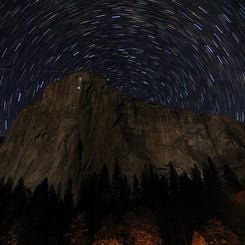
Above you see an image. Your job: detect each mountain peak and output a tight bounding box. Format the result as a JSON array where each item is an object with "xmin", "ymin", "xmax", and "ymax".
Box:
[
  {"xmin": 41, "ymin": 71, "xmax": 114, "ymax": 113},
  {"xmin": 0, "ymin": 71, "xmax": 245, "ymax": 192}
]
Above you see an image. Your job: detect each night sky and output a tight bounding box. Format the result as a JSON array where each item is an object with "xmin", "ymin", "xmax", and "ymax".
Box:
[{"xmin": 0, "ymin": 0, "xmax": 244, "ymax": 136}]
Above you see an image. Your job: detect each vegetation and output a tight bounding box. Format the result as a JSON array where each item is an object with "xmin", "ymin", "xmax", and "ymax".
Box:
[
  {"xmin": 0, "ymin": 159, "xmax": 244, "ymax": 244},
  {"xmin": 191, "ymin": 219, "xmax": 241, "ymax": 245}
]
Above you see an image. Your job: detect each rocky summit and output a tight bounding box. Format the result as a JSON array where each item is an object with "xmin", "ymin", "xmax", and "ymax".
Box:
[{"xmin": 0, "ymin": 71, "xmax": 245, "ymax": 191}]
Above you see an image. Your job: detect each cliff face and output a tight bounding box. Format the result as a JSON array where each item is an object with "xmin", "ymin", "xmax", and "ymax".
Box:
[{"xmin": 0, "ymin": 71, "xmax": 245, "ymax": 190}]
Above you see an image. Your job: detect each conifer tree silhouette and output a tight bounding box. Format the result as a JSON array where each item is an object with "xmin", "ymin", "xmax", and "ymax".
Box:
[
  {"xmin": 169, "ymin": 162, "xmax": 179, "ymax": 199},
  {"xmin": 132, "ymin": 174, "xmax": 140, "ymax": 205},
  {"xmin": 190, "ymin": 165, "xmax": 205, "ymax": 225},
  {"xmin": 222, "ymin": 164, "xmax": 242, "ymax": 193},
  {"xmin": 111, "ymin": 159, "xmax": 122, "ymax": 211},
  {"xmin": 202, "ymin": 158, "xmax": 225, "ymax": 219},
  {"xmin": 63, "ymin": 179, "xmax": 74, "ymax": 226}
]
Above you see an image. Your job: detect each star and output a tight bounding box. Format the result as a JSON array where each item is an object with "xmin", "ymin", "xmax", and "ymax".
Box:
[{"xmin": 0, "ymin": 0, "xmax": 244, "ymax": 135}]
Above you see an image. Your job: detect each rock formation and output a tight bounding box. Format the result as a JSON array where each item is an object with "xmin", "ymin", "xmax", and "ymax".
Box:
[{"xmin": 0, "ymin": 71, "xmax": 244, "ymax": 191}]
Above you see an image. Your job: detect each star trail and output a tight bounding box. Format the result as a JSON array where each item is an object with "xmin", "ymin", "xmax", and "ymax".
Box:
[{"xmin": 0, "ymin": 0, "xmax": 244, "ymax": 135}]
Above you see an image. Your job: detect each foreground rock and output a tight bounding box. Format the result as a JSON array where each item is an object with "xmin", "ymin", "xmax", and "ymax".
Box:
[{"xmin": 0, "ymin": 71, "xmax": 244, "ymax": 191}]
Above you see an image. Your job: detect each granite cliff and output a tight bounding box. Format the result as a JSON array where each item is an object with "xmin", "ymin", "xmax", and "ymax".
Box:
[{"xmin": 0, "ymin": 71, "xmax": 244, "ymax": 191}]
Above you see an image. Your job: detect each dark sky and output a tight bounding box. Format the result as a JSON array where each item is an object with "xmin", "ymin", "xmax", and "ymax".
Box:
[{"xmin": 0, "ymin": 0, "xmax": 244, "ymax": 135}]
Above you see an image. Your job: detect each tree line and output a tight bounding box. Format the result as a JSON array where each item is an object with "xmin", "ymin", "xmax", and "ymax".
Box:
[{"xmin": 0, "ymin": 158, "xmax": 244, "ymax": 244}]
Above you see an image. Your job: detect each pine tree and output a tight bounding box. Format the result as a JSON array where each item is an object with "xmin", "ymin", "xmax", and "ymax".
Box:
[
  {"xmin": 159, "ymin": 175, "xmax": 168, "ymax": 203},
  {"xmin": 202, "ymin": 159, "xmax": 225, "ymax": 219},
  {"xmin": 120, "ymin": 175, "xmax": 131, "ymax": 211},
  {"xmin": 140, "ymin": 164, "xmax": 152, "ymax": 206},
  {"xmin": 24, "ymin": 177, "xmax": 50, "ymax": 245},
  {"xmin": 203, "ymin": 158, "xmax": 222, "ymax": 193},
  {"xmin": 133, "ymin": 175, "xmax": 140, "ymax": 205},
  {"xmin": 111, "ymin": 160, "xmax": 122, "ymax": 210},
  {"xmin": 222, "ymin": 164, "xmax": 242, "ymax": 193},
  {"xmin": 190, "ymin": 164, "xmax": 204, "ymax": 195},
  {"xmin": 169, "ymin": 162, "xmax": 179, "ymax": 198},
  {"xmin": 47, "ymin": 185, "xmax": 62, "ymax": 245},
  {"xmin": 63, "ymin": 179, "xmax": 74, "ymax": 226},
  {"xmin": 4, "ymin": 177, "xmax": 29, "ymax": 232},
  {"xmin": 0, "ymin": 178, "xmax": 16, "ymax": 239},
  {"xmin": 190, "ymin": 165, "xmax": 205, "ymax": 225},
  {"xmin": 78, "ymin": 173, "xmax": 97, "ymax": 214},
  {"xmin": 179, "ymin": 172, "xmax": 192, "ymax": 209},
  {"xmin": 64, "ymin": 213, "xmax": 90, "ymax": 245},
  {"xmin": 0, "ymin": 178, "xmax": 13, "ymax": 220},
  {"xmin": 0, "ymin": 135, "xmax": 4, "ymax": 144},
  {"xmin": 32, "ymin": 177, "xmax": 49, "ymax": 205},
  {"xmin": 96, "ymin": 164, "xmax": 112, "ymax": 222},
  {"xmin": 13, "ymin": 177, "xmax": 28, "ymax": 212}
]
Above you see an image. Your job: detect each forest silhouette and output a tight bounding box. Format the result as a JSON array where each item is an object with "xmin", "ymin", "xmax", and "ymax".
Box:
[{"xmin": 0, "ymin": 159, "xmax": 244, "ymax": 244}]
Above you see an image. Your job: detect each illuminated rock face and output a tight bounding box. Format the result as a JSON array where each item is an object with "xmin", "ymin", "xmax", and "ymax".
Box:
[{"xmin": 0, "ymin": 71, "xmax": 245, "ymax": 191}]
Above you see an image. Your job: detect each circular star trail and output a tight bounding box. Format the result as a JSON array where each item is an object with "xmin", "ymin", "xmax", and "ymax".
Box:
[{"xmin": 0, "ymin": 0, "xmax": 244, "ymax": 135}]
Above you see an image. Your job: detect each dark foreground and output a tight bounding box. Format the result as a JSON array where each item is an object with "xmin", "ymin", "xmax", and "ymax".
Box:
[{"xmin": 0, "ymin": 160, "xmax": 244, "ymax": 244}]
